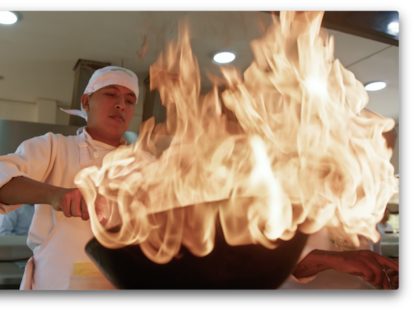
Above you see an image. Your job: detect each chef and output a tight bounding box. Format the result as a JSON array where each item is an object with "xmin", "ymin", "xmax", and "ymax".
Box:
[{"xmin": 0, "ymin": 66, "xmax": 139, "ymax": 290}]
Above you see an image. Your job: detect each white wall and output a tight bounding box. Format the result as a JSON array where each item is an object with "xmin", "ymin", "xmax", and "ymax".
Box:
[
  {"xmin": 56, "ymin": 105, "xmax": 71, "ymax": 125},
  {"xmin": 0, "ymin": 98, "xmax": 58, "ymax": 124},
  {"xmin": 126, "ymin": 74, "xmax": 145, "ymax": 133},
  {"xmin": 0, "ymin": 98, "xmax": 40, "ymax": 123},
  {"xmin": 0, "ymin": 73, "xmax": 146, "ymax": 133}
]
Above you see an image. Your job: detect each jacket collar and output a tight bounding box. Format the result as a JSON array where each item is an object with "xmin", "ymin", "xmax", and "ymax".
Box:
[{"xmin": 76, "ymin": 126, "xmax": 127, "ymax": 148}]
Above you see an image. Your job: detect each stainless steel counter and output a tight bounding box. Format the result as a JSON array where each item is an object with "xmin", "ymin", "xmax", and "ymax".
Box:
[
  {"xmin": 0, "ymin": 236, "xmax": 33, "ymax": 261},
  {"xmin": 0, "ymin": 236, "xmax": 32, "ymax": 289},
  {"xmin": 0, "ymin": 261, "xmax": 26, "ymax": 289}
]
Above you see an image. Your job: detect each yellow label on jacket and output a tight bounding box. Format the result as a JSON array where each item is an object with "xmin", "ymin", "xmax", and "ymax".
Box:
[{"xmin": 74, "ymin": 262, "xmax": 104, "ymax": 278}]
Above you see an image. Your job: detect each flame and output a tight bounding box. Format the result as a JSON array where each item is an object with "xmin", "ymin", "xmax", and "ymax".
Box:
[{"xmin": 75, "ymin": 11, "xmax": 398, "ymax": 264}]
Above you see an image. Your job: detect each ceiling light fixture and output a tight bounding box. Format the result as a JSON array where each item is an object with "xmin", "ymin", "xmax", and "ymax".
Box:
[
  {"xmin": 0, "ymin": 11, "xmax": 18, "ymax": 25},
  {"xmin": 364, "ymin": 81, "xmax": 387, "ymax": 91},
  {"xmin": 387, "ymin": 21, "xmax": 399, "ymax": 34},
  {"xmin": 213, "ymin": 52, "xmax": 236, "ymax": 64}
]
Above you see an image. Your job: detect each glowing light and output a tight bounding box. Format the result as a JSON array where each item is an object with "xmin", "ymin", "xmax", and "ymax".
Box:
[
  {"xmin": 305, "ymin": 76, "xmax": 327, "ymax": 96},
  {"xmin": 213, "ymin": 52, "xmax": 236, "ymax": 64},
  {"xmin": 387, "ymin": 21, "xmax": 399, "ymax": 34},
  {"xmin": 0, "ymin": 11, "xmax": 18, "ymax": 25},
  {"xmin": 365, "ymin": 81, "xmax": 386, "ymax": 91}
]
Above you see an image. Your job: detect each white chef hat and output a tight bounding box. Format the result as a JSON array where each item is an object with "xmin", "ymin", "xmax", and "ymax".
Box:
[{"xmin": 61, "ymin": 66, "xmax": 139, "ymax": 121}]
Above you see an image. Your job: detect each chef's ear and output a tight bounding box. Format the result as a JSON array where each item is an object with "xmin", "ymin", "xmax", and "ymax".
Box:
[{"xmin": 81, "ymin": 94, "xmax": 90, "ymax": 112}]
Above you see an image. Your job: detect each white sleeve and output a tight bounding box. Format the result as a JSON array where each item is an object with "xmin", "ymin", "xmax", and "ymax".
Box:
[{"xmin": 0, "ymin": 133, "xmax": 58, "ymax": 214}]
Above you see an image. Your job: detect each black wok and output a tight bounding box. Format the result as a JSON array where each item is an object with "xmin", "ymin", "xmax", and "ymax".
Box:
[{"xmin": 85, "ymin": 218, "xmax": 307, "ymax": 289}]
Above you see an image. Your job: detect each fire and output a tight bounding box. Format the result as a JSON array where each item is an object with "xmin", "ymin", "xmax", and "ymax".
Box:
[{"xmin": 75, "ymin": 11, "xmax": 398, "ymax": 264}]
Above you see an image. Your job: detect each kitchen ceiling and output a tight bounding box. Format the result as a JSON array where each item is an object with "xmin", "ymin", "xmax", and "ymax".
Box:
[{"xmin": 0, "ymin": 11, "xmax": 399, "ymax": 122}]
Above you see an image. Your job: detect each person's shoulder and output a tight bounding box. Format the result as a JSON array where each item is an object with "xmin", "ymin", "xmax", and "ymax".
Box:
[
  {"xmin": 18, "ymin": 132, "xmax": 79, "ymax": 150},
  {"xmin": 38, "ymin": 132, "xmax": 80, "ymax": 143},
  {"xmin": 49, "ymin": 133, "xmax": 84, "ymax": 153},
  {"xmin": 50, "ymin": 132, "xmax": 78, "ymax": 141}
]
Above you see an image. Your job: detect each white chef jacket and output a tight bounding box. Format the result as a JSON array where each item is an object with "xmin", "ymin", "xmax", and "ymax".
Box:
[
  {"xmin": 279, "ymin": 227, "xmax": 375, "ymax": 290},
  {"xmin": 0, "ymin": 127, "xmax": 125, "ymax": 290}
]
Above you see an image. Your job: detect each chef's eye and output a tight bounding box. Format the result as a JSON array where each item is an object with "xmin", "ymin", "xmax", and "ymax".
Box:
[{"xmin": 106, "ymin": 93, "xmax": 115, "ymax": 97}]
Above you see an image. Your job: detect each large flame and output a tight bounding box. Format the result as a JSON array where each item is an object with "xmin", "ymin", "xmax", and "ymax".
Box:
[{"xmin": 75, "ymin": 11, "xmax": 398, "ymax": 264}]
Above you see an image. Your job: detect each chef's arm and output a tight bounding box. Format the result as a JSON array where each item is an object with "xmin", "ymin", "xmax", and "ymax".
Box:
[
  {"xmin": 0, "ymin": 176, "xmax": 58, "ymax": 206},
  {"xmin": 0, "ymin": 176, "xmax": 89, "ymax": 220},
  {"xmin": 292, "ymin": 249, "xmax": 399, "ymax": 289},
  {"xmin": 292, "ymin": 249, "xmax": 330, "ymax": 278}
]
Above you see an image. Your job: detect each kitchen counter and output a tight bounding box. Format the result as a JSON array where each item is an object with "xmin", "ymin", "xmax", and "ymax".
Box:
[
  {"xmin": 0, "ymin": 236, "xmax": 32, "ymax": 290},
  {"xmin": 0, "ymin": 236, "xmax": 32, "ymax": 261},
  {"xmin": 0, "ymin": 261, "xmax": 26, "ymax": 289}
]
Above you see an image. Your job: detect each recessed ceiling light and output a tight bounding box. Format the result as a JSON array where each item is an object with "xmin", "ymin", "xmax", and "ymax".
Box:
[
  {"xmin": 387, "ymin": 21, "xmax": 399, "ymax": 34},
  {"xmin": 213, "ymin": 52, "xmax": 236, "ymax": 64},
  {"xmin": 365, "ymin": 81, "xmax": 387, "ymax": 91},
  {"xmin": 0, "ymin": 11, "xmax": 18, "ymax": 25}
]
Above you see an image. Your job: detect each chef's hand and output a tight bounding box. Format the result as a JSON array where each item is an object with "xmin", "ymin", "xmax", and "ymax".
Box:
[
  {"xmin": 325, "ymin": 250, "xmax": 399, "ymax": 289},
  {"xmin": 48, "ymin": 187, "xmax": 89, "ymax": 221},
  {"xmin": 383, "ymin": 258, "xmax": 399, "ymax": 289},
  {"xmin": 384, "ymin": 268, "xmax": 399, "ymax": 289},
  {"xmin": 294, "ymin": 249, "xmax": 399, "ymax": 289}
]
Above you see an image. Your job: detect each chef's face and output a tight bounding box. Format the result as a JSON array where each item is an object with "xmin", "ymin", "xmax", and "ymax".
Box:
[{"xmin": 81, "ymin": 85, "xmax": 136, "ymax": 143}]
